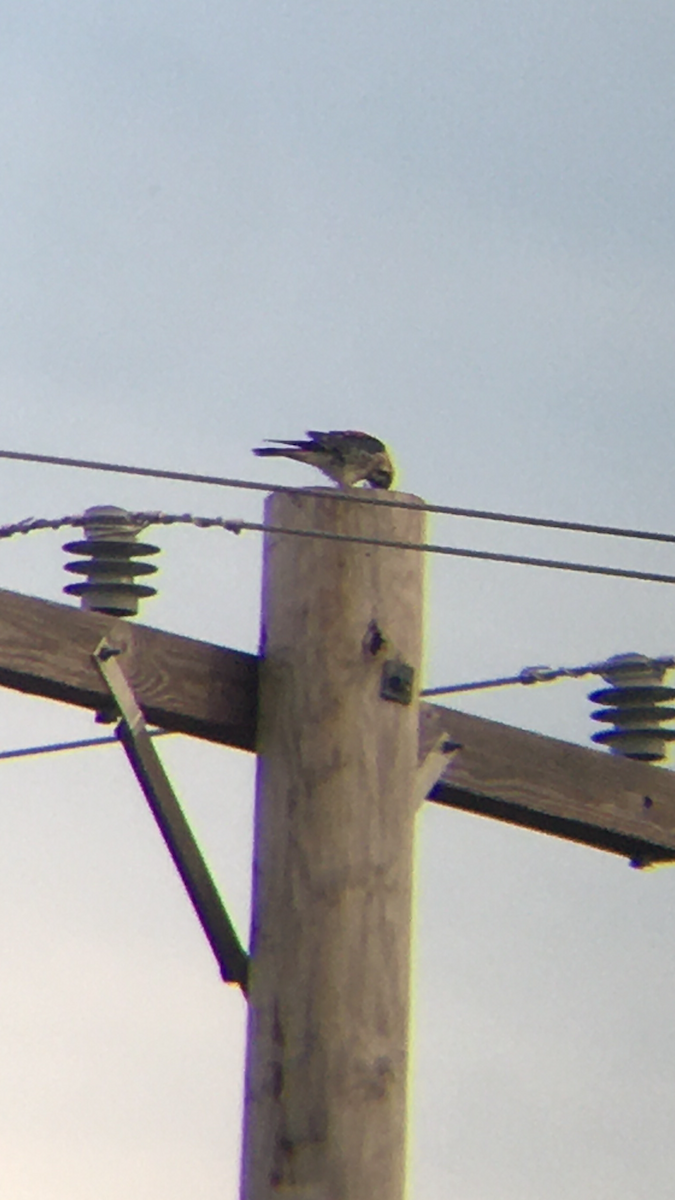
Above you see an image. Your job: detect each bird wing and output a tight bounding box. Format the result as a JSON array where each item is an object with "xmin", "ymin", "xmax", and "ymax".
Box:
[{"xmin": 307, "ymin": 430, "xmax": 386, "ymax": 455}]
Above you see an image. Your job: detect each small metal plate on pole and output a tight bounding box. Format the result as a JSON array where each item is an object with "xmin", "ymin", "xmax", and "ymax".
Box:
[{"xmin": 380, "ymin": 658, "xmax": 415, "ymax": 705}]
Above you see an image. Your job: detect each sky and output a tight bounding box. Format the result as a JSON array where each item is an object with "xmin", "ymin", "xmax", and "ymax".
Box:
[{"xmin": 1, "ymin": 1, "xmax": 675, "ymax": 1196}]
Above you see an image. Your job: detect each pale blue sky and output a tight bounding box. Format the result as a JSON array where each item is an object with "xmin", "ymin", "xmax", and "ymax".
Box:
[{"xmin": 1, "ymin": 3, "xmax": 675, "ymax": 1197}]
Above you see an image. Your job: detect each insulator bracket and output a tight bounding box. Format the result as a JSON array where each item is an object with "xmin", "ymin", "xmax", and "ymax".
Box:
[
  {"xmin": 63, "ymin": 505, "xmax": 159, "ymax": 617},
  {"xmin": 589, "ymin": 653, "xmax": 675, "ymax": 763}
]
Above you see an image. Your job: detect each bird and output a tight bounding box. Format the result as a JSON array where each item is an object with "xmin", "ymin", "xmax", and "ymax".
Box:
[{"xmin": 253, "ymin": 430, "xmax": 395, "ymax": 489}]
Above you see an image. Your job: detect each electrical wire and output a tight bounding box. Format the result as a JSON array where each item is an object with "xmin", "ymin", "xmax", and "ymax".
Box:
[
  {"xmin": 8, "ymin": 654, "xmax": 675, "ymax": 756},
  {"xmin": 0, "ymin": 728, "xmax": 171, "ymax": 761},
  {"xmin": 224, "ymin": 520, "xmax": 675, "ymax": 585},
  {"xmin": 3, "ymin": 509, "xmax": 675, "ymax": 586},
  {"xmin": 0, "ymin": 511, "xmax": 251, "ymax": 540},
  {"xmin": 3, "ymin": 454, "xmax": 673, "ymax": 761},
  {"xmin": 422, "ymin": 669, "xmax": 578, "ymax": 696},
  {"xmin": 2, "ymin": 446, "xmax": 675, "ymax": 546},
  {"xmin": 0, "ymin": 514, "xmax": 89, "ymax": 539},
  {"xmin": 421, "ymin": 656, "xmax": 675, "ymax": 696}
]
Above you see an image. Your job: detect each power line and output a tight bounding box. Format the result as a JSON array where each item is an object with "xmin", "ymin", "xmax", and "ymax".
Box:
[
  {"xmin": 0, "ymin": 511, "xmax": 250, "ymax": 541},
  {"xmin": 6, "ymin": 652, "xmax": 675, "ymax": 753},
  {"xmin": 2, "ymin": 445, "xmax": 675, "ymax": 546},
  {"xmin": 0, "ymin": 514, "xmax": 90, "ymax": 540},
  {"xmin": 3, "ymin": 509, "xmax": 675, "ymax": 586},
  {"xmin": 421, "ymin": 656, "xmax": 675, "ymax": 696},
  {"xmin": 0, "ymin": 728, "xmax": 171, "ymax": 762},
  {"xmin": 422, "ymin": 668, "xmax": 578, "ymax": 696},
  {"xmin": 230, "ymin": 519, "xmax": 675, "ymax": 585}
]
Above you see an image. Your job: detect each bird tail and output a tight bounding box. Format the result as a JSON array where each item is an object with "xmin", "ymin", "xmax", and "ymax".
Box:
[{"xmin": 253, "ymin": 437, "xmax": 314, "ymax": 457}]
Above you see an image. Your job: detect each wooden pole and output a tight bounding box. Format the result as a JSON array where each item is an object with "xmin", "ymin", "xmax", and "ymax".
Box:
[{"xmin": 241, "ymin": 488, "xmax": 425, "ymax": 1200}]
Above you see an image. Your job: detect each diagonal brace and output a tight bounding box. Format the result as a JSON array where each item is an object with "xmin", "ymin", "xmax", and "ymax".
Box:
[
  {"xmin": 93, "ymin": 638, "xmax": 249, "ymax": 992},
  {"xmin": 414, "ymin": 733, "xmax": 462, "ymax": 808}
]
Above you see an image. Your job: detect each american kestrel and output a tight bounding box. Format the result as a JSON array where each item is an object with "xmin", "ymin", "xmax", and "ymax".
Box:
[{"xmin": 253, "ymin": 430, "xmax": 394, "ymax": 489}]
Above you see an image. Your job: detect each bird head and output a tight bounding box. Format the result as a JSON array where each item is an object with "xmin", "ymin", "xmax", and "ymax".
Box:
[{"xmin": 366, "ymin": 454, "xmax": 394, "ymax": 489}]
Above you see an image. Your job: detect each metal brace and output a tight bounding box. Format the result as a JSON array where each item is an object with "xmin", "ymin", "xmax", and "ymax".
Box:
[
  {"xmin": 414, "ymin": 734, "xmax": 462, "ymax": 809},
  {"xmin": 93, "ymin": 637, "xmax": 249, "ymax": 992}
]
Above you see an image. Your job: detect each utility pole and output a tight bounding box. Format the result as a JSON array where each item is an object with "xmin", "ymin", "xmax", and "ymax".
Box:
[
  {"xmin": 241, "ymin": 488, "xmax": 425, "ymax": 1200},
  {"xmin": 2, "ymin": 492, "xmax": 675, "ymax": 1195}
]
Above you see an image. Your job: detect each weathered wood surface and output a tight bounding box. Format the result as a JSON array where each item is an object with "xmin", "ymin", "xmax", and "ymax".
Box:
[
  {"xmin": 0, "ymin": 587, "xmax": 257, "ymax": 748},
  {"xmin": 420, "ymin": 703, "xmax": 675, "ymax": 865},
  {"xmin": 241, "ymin": 489, "xmax": 425, "ymax": 1200},
  {"xmin": 2, "ymin": 587, "xmax": 675, "ymax": 864}
]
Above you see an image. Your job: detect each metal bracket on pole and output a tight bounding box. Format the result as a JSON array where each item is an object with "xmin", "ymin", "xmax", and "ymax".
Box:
[
  {"xmin": 93, "ymin": 637, "xmax": 249, "ymax": 992},
  {"xmin": 414, "ymin": 734, "xmax": 462, "ymax": 809}
]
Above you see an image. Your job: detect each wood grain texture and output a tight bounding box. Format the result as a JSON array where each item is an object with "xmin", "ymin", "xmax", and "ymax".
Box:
[
  {"xmin": 0, "ymin": 587, "xmax": 257, "ymax": 748},
  {"xmin": 3, "ymin": 586, "xmax": 673, "ymax": 865},
  {"xmin": 421, "ymin": 702, "xmax": 675, "ymax": 864},
  {"xmin": 241, "ymin": 489, "xmax": 425, "ymax": 1200}
]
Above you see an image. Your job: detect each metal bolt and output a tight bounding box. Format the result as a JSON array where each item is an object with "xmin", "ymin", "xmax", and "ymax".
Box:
[{"xmin": 380, "ymin": 659, "xmax": 415, "ymax": 705}]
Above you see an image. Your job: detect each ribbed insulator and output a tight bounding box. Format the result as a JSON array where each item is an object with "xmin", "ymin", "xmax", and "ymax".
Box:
[
  {"xmin": 588, "ymin": 652, "xmax": 675, "ymax": 762},
  {"xmin": 63, "ymin": 505, "xmax": 159, "ymax": 617}
]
